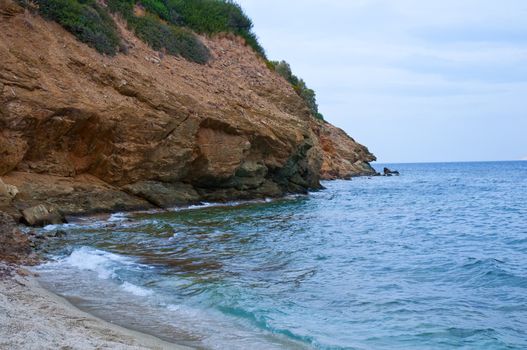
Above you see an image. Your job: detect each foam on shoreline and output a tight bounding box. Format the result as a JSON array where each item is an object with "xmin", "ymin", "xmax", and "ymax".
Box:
[{"xmin": 0, "ymin": 266, "xmax": 193, "ymax": 349}]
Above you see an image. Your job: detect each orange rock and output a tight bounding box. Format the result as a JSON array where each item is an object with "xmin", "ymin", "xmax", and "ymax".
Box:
[{"xmin": 0, "ymin": 2, "xmax": 375, "ymax": 218}]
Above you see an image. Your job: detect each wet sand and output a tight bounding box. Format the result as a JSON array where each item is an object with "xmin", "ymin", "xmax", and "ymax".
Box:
[{"xmin": 0, "ymin": 265, "xmax": 191, "ymax": 350}]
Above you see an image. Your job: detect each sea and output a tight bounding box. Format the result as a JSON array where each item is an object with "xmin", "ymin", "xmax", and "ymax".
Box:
[{"xmin": 34, "ymin": 161, "xmax": 527, "ymax": 349}]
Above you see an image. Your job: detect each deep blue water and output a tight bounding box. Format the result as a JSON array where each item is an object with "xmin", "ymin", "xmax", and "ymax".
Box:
[{"xmin": 36, "ymin": 161, "xmax": 527, "ymax": 349}]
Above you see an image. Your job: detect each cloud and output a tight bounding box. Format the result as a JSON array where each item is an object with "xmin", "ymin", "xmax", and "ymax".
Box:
[{"xmin": 237, "ymin": 0, "xmax": 527, "ymax": 162}]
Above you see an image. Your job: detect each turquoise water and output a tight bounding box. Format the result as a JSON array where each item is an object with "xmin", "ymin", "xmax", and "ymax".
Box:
[{"xmin": 36, "ymin": 161, "xmax": 527, "ymax": 349}]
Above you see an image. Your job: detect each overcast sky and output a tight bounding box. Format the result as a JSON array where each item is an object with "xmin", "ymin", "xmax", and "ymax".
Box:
[{"xmin": 237, "ymin": 0, "xmax": 527, "ymax": 163}]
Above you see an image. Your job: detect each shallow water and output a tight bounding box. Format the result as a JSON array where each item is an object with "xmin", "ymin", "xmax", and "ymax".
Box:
[{"xmin": 36, "ymin": 161, "xmax": 527, "ymax": 349}]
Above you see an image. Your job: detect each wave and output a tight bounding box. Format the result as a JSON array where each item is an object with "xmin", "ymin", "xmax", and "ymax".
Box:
[
  {"xmin": 39, "ymin": 247, "xmax": 160, "ymax": 301},
  {"xmin": 108, "ymin": 212, "xmax": 129, "ymax": 222},
  {"xmin": 58, "ymin": 246, "xmax": 135, "ymax": 279},
  {"xmin": 217, "ymin": 305, "xmax": 319, "ymax": 348},
  {"xmin": 121, "ymin": 282, "xmax": 153, "ymax": 297},
  {"xmin": 457, "ymin": 257, "xmax": 527, "ymax": 288}
]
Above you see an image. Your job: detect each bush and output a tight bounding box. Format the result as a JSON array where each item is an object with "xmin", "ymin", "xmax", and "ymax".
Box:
[
  {"xmin": 107, "ymin": 0, "xmax": 210, "ymax": 64},
  {"xmin": 139, "ymin": 0, "xmax": 170, "ymax": 21},
  {"xmin": 129, "ymin": 14, "xmax": 210, "ymax": 63},
  {"xmin": 270, "ymin": 60, "xmax": 324, "ymax": 120},
  {"xmin": 31, "ymin": 0, "xmax": 121, "ymax": 55},
  {"xmin": 164, "ymin": 0, "xmax": 265, "ymax": 57},
  {"xmin": 25, "ymin": 0, "xmax": 264, "ymax": 62},
  {"xmin": 109, "ymin": 0, "xmax": 265, "ymax": 57}
]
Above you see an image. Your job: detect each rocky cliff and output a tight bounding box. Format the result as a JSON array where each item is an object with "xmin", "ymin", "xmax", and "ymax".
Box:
[{"xmin": 0, "ymin": 0, "xmax": 376, "ymax": 224}]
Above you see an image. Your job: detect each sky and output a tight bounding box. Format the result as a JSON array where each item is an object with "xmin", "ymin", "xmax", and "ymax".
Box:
[{"xmin": 236, "ymin": 0, "xmax": 527, "ymax": 163}]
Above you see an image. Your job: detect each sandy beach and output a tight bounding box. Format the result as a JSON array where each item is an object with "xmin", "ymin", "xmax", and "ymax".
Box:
[{"xmin": 0, "ymin": 264, "xmax": 190, "ymax": 350}]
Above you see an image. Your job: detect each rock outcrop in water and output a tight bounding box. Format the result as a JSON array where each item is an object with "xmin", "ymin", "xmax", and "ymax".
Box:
[
  {"xmin": 0, "ymin": 0, "xmax": 376, "ymax": 223},
  {"xmin": 383, "ymin": 167, "xmax": 400, "ymax": 176}
]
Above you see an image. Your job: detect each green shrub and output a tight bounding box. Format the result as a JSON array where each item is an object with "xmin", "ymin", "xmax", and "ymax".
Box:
[
  {"xmin": 24, "ymin": 0, "xmax": 265, "ymax": 62},
  {"xmin": 139, "ymin": 0, "xmax": 170, "ymax": 21},
  {"xmin": 31, "ymin": 0, "xmax": 121, "ymax": 55},
  {"xmin": 163, "ymin": 0, "xmax": 265, "ymax": 56},
  {"xmin": 107, "ymin": 0, "xmax": 265, "ymax": 57},
  {"xmin": 107, "ymin": 0, "xmax": 210, "ymax": 63},
  {"xmin": 129, "ymin": 14, "xmax": 210, "ymax": 63},
  {"xmin": 271, "ymin": 60, "xmax": 324, "ymax": 120},
  {"xmin": 106, "ymin": 0, "xmax": 134, "ymax": 18}
]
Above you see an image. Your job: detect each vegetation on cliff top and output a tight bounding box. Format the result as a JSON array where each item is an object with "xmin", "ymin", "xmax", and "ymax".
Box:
[
  {"xmin": 269, "ymin": 60, "xmax": 324, "ymax": 120},
  {"xmin": 22, "ymin": 0, "xmax": 262, "ymax": 63},
  {"xmin": 122, "ymin": 0, "xmax": 265, "ymax": 57},
  {"xmin": 106, "ymin": 0, "xmax": 210, "ymax": 63},
  {"xmin": 20, "ymin": 0, "xmax": 323, "ymax": 119},
  {"xmin": 29, "ymin": 0, "xmax": 121, "ymax": 55}
]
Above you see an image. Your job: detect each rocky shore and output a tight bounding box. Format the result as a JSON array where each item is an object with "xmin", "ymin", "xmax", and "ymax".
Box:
[
  {"xmin": 0, "ymin": 0, "xmax": 375, "ymax": 227},
  {"xmin": 1, "ymin": 2, "xmax": 376, "ymax": 347}
]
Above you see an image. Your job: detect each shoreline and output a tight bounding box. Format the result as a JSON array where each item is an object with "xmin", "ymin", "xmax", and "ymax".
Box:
[
  {"xmin": 0, "ymin": 265, "xmax": 193, "ymax": 350},
  {"xmin": 54, "ymin": 194, "xmax": 308, "ymax": 227},
  {"xmin": 1, "ymin": 195, "xmax": 310, "ymax": 350}
]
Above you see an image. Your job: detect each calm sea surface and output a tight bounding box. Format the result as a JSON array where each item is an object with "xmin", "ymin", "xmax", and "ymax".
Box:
[{"xmin": 35, "ymin": 161, "xmax": 527, "ymax": 349}]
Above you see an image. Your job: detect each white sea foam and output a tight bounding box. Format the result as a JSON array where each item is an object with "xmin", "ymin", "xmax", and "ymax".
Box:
[
  {"xmin": 108, "ymin": 212, "xmax": 128, "ymax": 222},
  {"xmin": 121, "ymin": 282, "xmax": 153, "ymax": 297},
  {"xmin": 42, "ymin": 224, "xmax": 60, "ymax": 231},
  {"xmin": 185, "ymin": 202, "xmax": 219, "ymax": 210},
  {"xmin": 173, "ymin": 199, "xmax": 270, "ymax": 212},
  {"xmin": 61, "ymin": 247, "xmax": 134, "ymax": 279},
  {"xmin": 166, "ymin": 304, "xmax": 201, "ymax": 318},
  {"xmin": 42, "ymin": 223, "xmax": 82, "ymax": 231}
]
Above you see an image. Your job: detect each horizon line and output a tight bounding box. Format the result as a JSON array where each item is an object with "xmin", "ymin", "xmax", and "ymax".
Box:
[{"xmin": 372, "ymin": 159, "xmax": 527, "ymax": 165}]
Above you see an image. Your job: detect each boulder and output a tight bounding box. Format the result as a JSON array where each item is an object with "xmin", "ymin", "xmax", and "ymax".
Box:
[
  {"xmin": 0, "ymin": 178, "xmax": 18, "ymax": 198},
  {"xmin": 0, "ymin": 178, "xmax": 18, "ymax": 207},
  {"xmin": 21, "ymin": 204, "xmax": 65, "ymax": 227}
]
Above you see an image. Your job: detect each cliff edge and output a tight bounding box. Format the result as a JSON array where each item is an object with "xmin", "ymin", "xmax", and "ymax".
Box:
[{"xmin": 0, "ymin": 0, "xmax": 376, "ymax": 224}]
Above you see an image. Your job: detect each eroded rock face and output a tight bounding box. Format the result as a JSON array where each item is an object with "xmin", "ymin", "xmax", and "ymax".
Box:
[
  {"xmin": 0, "ymin": 2, "xmax": 376, "ymax": 220},
  {"xmin": 0, "ymin": 130, "xmax": 27, "ymax": 175},
  {"xmin": 0, "ymin": 211, "xmax": 31, "ymax": 263},
  {"xmin": 3, "ymin": 172, "xmax": 153, "ymax": 217},
  {"xmin": 123, "ymin": 181, "xmax": 199, "ymax": 208},
  {"xmin": 312, "ymin": 121, "xmax": 377, "ymax": 180}
]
